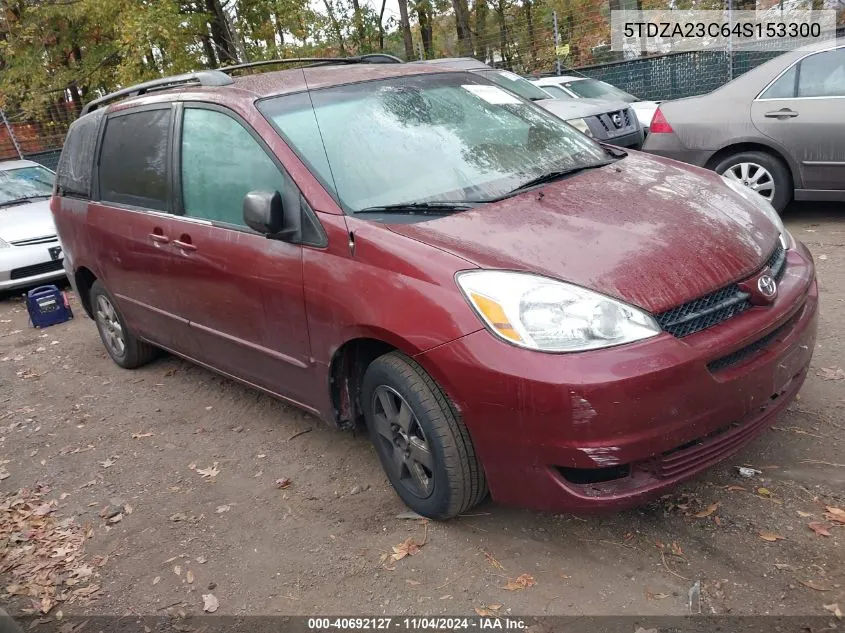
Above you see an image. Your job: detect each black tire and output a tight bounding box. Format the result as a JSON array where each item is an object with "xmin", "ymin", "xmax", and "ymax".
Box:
[
  {"xmin": 89, "ymin": 280, "xmax": 156, "ymax": 369},
  {"xmin": 713, "ymin": 150, "xmax": 792, "ymax": 214},
  {"xmin": 361, "ymin": 351, "xmax": 487, "ymax": 519}
]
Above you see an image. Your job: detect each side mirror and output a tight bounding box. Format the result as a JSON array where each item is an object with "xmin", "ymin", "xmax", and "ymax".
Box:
[{"xmin": 243, "ymin": 190, "xmax": 285, "ymax": 235}]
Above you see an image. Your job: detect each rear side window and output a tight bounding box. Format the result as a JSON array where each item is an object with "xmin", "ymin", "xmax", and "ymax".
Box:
[
  {"xmin": 540, "ymin": 84, "xmax": 572, "ymax": 99},
  {"xmin": 55, "ymin": 109, "xmax": 104, "ymax": 198},
  {"xmin": 798, "ymin": 48, "xmax": 845, "ymax": 98},
  {"xmin": 180, "ymin": 108, "xmax": 287, "ymax": 226},
  {"xmin": 760, "ymin": 65, "xmax": 797, "ymax": 99},
  {"xmin": 98, "ymin": 108, "xmax": 171, "ymax": 211}
]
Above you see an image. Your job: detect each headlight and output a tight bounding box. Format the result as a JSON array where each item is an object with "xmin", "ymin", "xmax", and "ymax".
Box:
[
  {"xmin": 566, "ymin": 118, "xmax": 593, "ymax": 137},
  {"xmin": 721, "ymin": 175, "xmax": 789, "ymax": 250},
  {"xmin": 456, "ymin": 271, "xmax": 660, "ymax": 352},
  {"xmin": 0, "ymin": 238, "xmax": 10, "ymax": 249}
]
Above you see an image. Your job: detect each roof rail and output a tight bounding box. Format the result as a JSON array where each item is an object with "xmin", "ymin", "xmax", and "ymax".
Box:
[
  {"xmin": 80, "ymin": 70, "xmax": 234, "ymax": 115},
  {"xmin": 219, "ymin": 53, "xmax": 402, "ymax": 74}
]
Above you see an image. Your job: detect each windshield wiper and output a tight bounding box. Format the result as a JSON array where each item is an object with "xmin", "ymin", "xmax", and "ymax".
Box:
[
  {"xmin": 0, "ymin": 194, "xmax": 51, "ymax": 208},
  {"xmin": 355, "ymin": 201, "xmax": 476, "ymax": 215},
  {"xmin": 492, "ymin": 160, "xmax": 617, "ymax": 200}
]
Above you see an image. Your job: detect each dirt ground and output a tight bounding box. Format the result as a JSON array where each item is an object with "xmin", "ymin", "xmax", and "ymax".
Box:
[{"xmin": 1, "ymin": 201, "xmax": 843, "ymax": 620}]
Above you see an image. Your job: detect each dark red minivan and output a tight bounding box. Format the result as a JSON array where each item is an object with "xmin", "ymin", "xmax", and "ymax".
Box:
[{"xmin": 51, "ymin": 58, "xmax": 818, "ymax": 519}]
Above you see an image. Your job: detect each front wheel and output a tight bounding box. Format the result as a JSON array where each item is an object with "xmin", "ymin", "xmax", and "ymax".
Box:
[
  {"xmin": 713, "ymin": 150, "xmax": 792, "ymax": 213},
  {"xmin": 361, "ymin": 351, "xmax": 487, "ymax": 519}
]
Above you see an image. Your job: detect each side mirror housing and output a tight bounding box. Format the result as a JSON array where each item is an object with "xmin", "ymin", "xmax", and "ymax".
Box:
[{"xmin": 243, "ymin": 190, "xmax": 287, "ymax": 236}]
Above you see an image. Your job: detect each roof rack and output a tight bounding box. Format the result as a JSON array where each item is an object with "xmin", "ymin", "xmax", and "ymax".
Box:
[
  {"xmin": 80, "ymin": 70, "xmax": 234, "ymax": 115},
  {"xmin": 218, "ymin": 53, "xmax": 402, "ymax": 74}
]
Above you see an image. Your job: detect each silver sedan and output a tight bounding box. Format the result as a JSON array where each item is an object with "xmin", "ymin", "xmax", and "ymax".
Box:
[{"xmin": 0, "ymin": 160, "xmax": 65, "ymax": 291}]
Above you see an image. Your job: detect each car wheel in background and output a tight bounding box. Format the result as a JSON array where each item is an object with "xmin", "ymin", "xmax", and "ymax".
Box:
[
  {"xmin": 714, "ymin": 151, "xmax": 792, "ymax": 213},
  {"xmin": 90, "ymin": 280, "xmax": 157, "ymax": 369},
  {"xmin": 361, "ymin": 351, "xmax": 488, "ymax": 519}
]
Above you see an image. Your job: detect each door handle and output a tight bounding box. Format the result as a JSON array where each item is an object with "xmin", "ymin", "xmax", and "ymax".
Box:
[
  {"xmin": 173, "ymin": 238, "xmax": 197, "ymax": 252},
  {"xmin": 764, "ymin": 108, "xmax": 798, "ymax": 119},
  {"xmin": 149, "ymin": 232, "xmax": 170, "ymax": 244}
]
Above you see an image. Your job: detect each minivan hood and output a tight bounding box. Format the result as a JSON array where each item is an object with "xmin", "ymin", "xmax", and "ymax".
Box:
[
  {"xmin": 386, "ymin": 152, "xmax": 778, "ymax": 314},
  {"xmin": 0, "ymin": 198, "xmax": 57, "ymax": 243}
]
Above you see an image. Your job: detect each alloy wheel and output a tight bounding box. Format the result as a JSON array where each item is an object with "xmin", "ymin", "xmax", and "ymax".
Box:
[
  {"xmin": 95, "ymin": 294, "xmax": 126, "ymax": 358},
  {"xmin": 370, "ymin": 385, "xmax": 434, "ymax": 498},
  {"xmin": 722, "ymin": 162, "xmax": 775, "ymax": 202}
]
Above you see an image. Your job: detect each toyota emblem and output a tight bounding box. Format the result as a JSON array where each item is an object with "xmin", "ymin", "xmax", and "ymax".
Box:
[{"xmin": 757, "ymin": 274, "xmax": 777, "ymax": 297}]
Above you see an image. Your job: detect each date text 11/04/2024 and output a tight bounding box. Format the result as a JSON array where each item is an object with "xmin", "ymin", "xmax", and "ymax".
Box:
[{"xmin": 307, "ymin": 618, "xmax": 527, "ymax": 630}]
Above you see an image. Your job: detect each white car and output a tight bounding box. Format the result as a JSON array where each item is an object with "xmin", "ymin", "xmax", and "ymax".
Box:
[
  {"xmin": 0, "ymin": 160, "xmax": 65, "ymax": 292},
  {"xmin": 530, "ymin": 76, "xmax": 660, "ymax": 131}
]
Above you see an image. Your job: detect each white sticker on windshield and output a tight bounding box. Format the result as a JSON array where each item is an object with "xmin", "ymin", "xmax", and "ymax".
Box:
[{"xmin": 461, "ymin": 85, "xmax": 521, "ymax": 105}]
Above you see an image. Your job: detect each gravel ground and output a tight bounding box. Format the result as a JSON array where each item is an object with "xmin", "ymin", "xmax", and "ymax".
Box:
[{"xmin": 1, "ymin": 201, "xmax": 843, "ymax": 619}]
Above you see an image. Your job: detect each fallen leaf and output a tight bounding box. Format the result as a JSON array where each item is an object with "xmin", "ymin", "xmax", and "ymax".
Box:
[
  {"xmin": 215, "ymin": 505, "xmax": 230, "ymax": 514},
  {"xmin": 817, "ymin": 367, "xmax": 845, "ymax": 381},
  {"xmin": 646, "ymin": 590, "xmax": 670, "ymax": 600},
  {"xmin": 32, "ymin": 502, "xmax": 54, "ymax": 516},
  {"xmin": 174, "ymin": 565, "xmax": 182, "ymax": 576},
  {"xmin": 186, "ymin": 570, "xmax": 194, "ymax": 584},
  {"xmin": 100, "ymin": 458, "xmax": 116, "ymax": 469},
  {"xmin": 773, "ymin": 563, "xmax": 794, "ymax": 570},
  {"xmin": 797, "ymin": 510, "xmax": 813, "ymax": 518},
  {"xmin": 823, "ymin": 603, "xmax": 843, "ymax": 620},
  {"xmin": 818, "ymin": 254, "xmax": 829, "ymax": 261},
  {"xmin": 197, "ymin": 463, "xmax": 219, "ymax": 479},
  {"xmin": 800, "ymin": 580, "xmax": 831, "ymax": 591},
  {"xmin": 694, "ymin": 502, "xmax": 719, "ymax": 518},
  {"xmin": 504, "ymin": 573, "xmax": 536, "ymax": 591},
  {"xmin": 195, "ymin": 556, "xmax": 207, "ymax": 564},
  {"xmin": 725, "ymin": 485, "xmax": 747, "ymax": 492},
  {"xmin": 483, "ymin": 551, "xmax": 505, "ymax": 570},
  {"xmin": 808, "ymin": 522, "xmax": 831, "ymax": 537},
  {"xmin": 152, "ymin": 576, "xmax": 161, "ymax": 585},
  {"xmin": 475, "ymin": 605, "xmax": 502, "ymax": 617},
  {"xmin": 132, "ymin": 432, "xmax": 153, "ymax": 439},
  {"xmin": 202, "ymin": 593, "xmax": 219, "ymax": 613},
  {"xmin": 757, "ymin": 487, "xmax": 772, "ymax": 497},
  {"xmin": 758, "ymin": 531, "xmax": 786, "ymax": 542},
  {"xmin": 107, "ymin": 513, "xmax": 123, "ymax": 524},
  {"xmin": 275, "ymin": 478, "xmax": 292, "ymax": 489},
  {"xmin": 391, "ymin": 537, "xmax": 422, "ymax": 561},
  {"xmin": 405, "ymin": 579, "xmax": 420, "ymax": 586},
  {"xmin": 824, "ymin": 506, "xmax": 845, "ymax": 524}
]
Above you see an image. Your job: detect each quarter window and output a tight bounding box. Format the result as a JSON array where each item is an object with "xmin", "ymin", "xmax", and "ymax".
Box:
[
  {"xmin": 760, "ymin": 64, "xmax": 797, "ymax": 99},
  {"xmin": 98, "ymin": 108, "xmax": 171, "ymax": 211},
  {"xmin": 798, "ymin": 48, "xmax": 845, "ymax": 98},
  {"xmin": 181, "ymin": 108, "xmax": 286, "ymax": 226}
]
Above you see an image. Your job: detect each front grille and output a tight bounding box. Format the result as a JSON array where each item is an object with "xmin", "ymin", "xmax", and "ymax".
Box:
[
  {"xmin": 10, "ymin": 235, "xmax": 59, "ymax": 246},
  {"xmin": 655, "ymin": 285, "xmax": 751, "ymax": 338},
  {"xmin": 707, "ymin": 309, "xmax": 800, "ymax": 373},
  {"xmin": 655, "ymin": 242, "xmax": 787, "ymax": 338},
  {"xmin": 9, "ymin": 258, "xmax": 64, "ymax": 280}
]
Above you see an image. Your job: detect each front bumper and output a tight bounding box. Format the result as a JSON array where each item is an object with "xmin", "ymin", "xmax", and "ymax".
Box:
[
  {"xmin": 602, "ymin": 128, "xmax": 644, "ymax": 149},
  {"xmin": 416, "ymin": 244, "xmax": 818, "ymax": 513},
  {"xmin": 0, "ymin": 243, "xmax": 66, "ymax": 291}
]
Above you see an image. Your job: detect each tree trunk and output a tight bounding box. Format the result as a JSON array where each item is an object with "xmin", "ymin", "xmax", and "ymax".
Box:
[
  {"xmin": 322, "ymin": 0, "xmax": 347, "ymax": 54},
  {"xmin": 273, "ymin": 10, "xmax": 286, "ymax": 52},
  {"xmin": 495, "ymin": 0, "xmax": 510, "ymax": 67},
  {"xmin": 451, "ymin": 0, "xmax": 473, "ymax": 57},
  {"xmin": 204, "ymin": 0, "xmax": 237, "ymax": 63},
  {"xmin": 397, "ymin": 0, "xmax": 414, "ymax": 60},
  {"xmin": 473, "ymin": 0, "xmax": 488, "ymax": 60},
  {"xmin": 416, "ymin": 1, "xmax": 433, "ymax": 59},
  {"xmin": 351, "ymin": 0, "xmax": 367, "ymax": 52},
  {"xmin": 378, "ymin": 0, "xmax": 387, "ymax": 50},
  {"xmin": 524, "ymin": 0, "xmax": 537, "ymax": 68}
]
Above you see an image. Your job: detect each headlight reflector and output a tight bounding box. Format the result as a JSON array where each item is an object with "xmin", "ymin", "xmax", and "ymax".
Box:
[
  {"xmin": 566, "ymin": 118, "xmax": 593, "ymax": 137},
  {"xmin": 457, "ymin": 271, "xmax": 660, "ymax": 352}
]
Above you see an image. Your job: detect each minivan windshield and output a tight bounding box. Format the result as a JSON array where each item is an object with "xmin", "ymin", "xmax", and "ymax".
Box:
[
  {"xmin": 565, "ymin": 78, "xmax": 638, "ymax": 102},
  {"xmin": 0, "ymin": 166, "xmax": 54, "ymax": 207},
  {"xmin": 259, "ymin": 72, "xmax": 609, "ymax": 213}
]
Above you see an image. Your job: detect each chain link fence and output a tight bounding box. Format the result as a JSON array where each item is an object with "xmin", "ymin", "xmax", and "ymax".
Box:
[{"xmin": 0, "ymin": 103, "xmax": 76, "ymax": 170}]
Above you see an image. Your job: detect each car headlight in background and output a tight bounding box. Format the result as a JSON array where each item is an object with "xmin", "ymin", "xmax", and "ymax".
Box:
[
  {"xmin": 721, "ymin": 175, "xmax": 789, "ymax": 250},
  {"xmin": 566, "ymin": 118, "xmax": 593, "ymax": 137},
  {"xmin": 0, "ymin": 238, "xmax": 10, "ymax": 249},
  {"xmin": 456, "ymin": 271, "xmax": 661, "ymax": 352}
]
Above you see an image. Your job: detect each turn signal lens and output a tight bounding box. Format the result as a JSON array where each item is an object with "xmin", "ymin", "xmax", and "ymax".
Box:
[
  {"xmin": 649, "ymin": 108, "xmax": 673, "ymax": 134},
  {"xmin": 468, "ymin": 291, "xmax": 524, "ymax": 343}
]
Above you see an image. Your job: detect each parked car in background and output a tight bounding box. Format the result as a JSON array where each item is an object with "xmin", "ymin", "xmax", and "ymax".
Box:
[
  {"xmin": 53, "ymin": 59, "xmax": 816, "ymax": 520},
  {"xmin": 0, "ymin": 160, "xmax": 64, "ymax": 291},
  {"xmin": 420, "ymin": 58, "xmax": 644, "ymax": 149},
  {"xmin": 530, "ymin": 75, "xmax": 660, "ymax": 131},
  {"xmin": 643, "ymin": 42, "xmax": 845, "ymax": 213}
]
